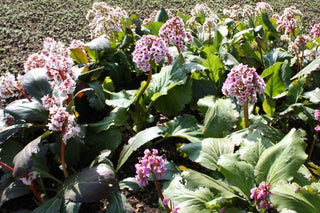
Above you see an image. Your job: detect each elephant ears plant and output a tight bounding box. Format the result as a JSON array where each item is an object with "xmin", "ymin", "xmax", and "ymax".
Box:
[{"xmin": 1, "ymin": 1, "xmax": 320, "ymax": 212}]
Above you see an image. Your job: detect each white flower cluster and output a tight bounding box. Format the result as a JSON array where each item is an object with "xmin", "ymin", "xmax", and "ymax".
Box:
[
  {"xmin": 86, "ymin": 2, "xmax": 128, "ymax": 38},
  {"xmin": 187, "ymin": 3, "xmax": 220, "ymax": 31}
]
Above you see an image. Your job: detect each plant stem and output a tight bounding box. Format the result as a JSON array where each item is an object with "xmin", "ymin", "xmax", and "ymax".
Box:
[
  {"xmin": 308, "ymin": 131, "xmax": 318, "ymax": 161},
  {"xmin": 14, "ymin": 86, "xmax": 32, "ymax": 102},
  {"xmin": 243, "ymin": 102, "xmax": 249, "ymax": 128},
  {"xmin": 0, "ymin": 161, "xmax": 14, "ymax": 172},
  {"xmin": 152, "ymin": 173, "xmax": 171, "ymax": 213},
  {"xmin": 30, "ymin": 180, "xmax": 44, "ymax": 204},
  {"xmin": 135, "ymin": 68, "xmax": 153, "ymax": 110},
  {"xmin": 61, "ymin": 139, "xmax": 68, "ymax": 178}
]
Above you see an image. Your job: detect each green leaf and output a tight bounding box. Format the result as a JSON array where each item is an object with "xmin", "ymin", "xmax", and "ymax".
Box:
[
  {"xmin": 62, "ymin": 163, "xmax": 118, "ymax": 202},
  {"xmin": 152, "ymin": 78, "xmax": 193, "ymax": 114},
  {"xmin": 0, "ymin": 140, "xmax": 23, "ymax": 167},
  {"xmin": 148, "ymin": 22, "xmax": 164, "ymax": 35},
  {"xmin": 87, "ymin": 81, "xmax": 106, "ymax": 111},
  {"xmin": 270, "ymin": 182, "xmax": 320, "ymax": 213},
  {"xmin": 106, "ymin": 90, "xmax": 134, "ymax": 108},
  {"xmin": 263, "ymin": 48, "xmax": 293, "ymax": 68},
  {"xmin": 302, "ymin": 88, "xmax": 320, "ymax": 104},
  {"xmin": 291, "ymin": 56, "xmax": 320, "ymax": 80},
  {"xmin": 32, "ymin": 197, "xmax": 63, "ymax": 213},
  {"xmin": 13, "ymin": 136, "xmax": 44, "ymax": 177},
  {"xmin": 154, "ymin": 8, "xmax": 169, "ymax": 22},
  {"xmin": 70, "ymin": 48, "xmax": 88, "ymax": 64},
  {"xmin": 21, "ymin": 68, "xmax": 52, "ymax": 102},
  {"xmin": 116, "ymin": 126, "xmax": 165, "ymax": 172},
  {"xmin": 181, "ymin": 138, "xmax": 234, "ymax": 171},
  {"xmin": 119, "ymin": 177, "xmax": 143, "ymax": 191},
  {"xmin": 5, "ymin": 99, "xmax": 48, "ymax": 123},
  {"xmin": 254, "ymin": 129, "xmax": 307, "ymax": 184},
  {"xmin": 1, "ymin": 180, "xmax": 31, "ymax": 206},
  {"xmin": 217, "ymin": 154, "xmax": 255, "ymax": 199},
  {"xmin": 263, "ymin": 96, "xmax": 276, "ymax": 116},
  {"xmin": 84, "ymin": 35, "xmax": 110, "ymax": 62},
  {"xmin": 286, "ymin": 78, "xmax": 306, "ymax": 104},
  {"xmin": 88, "ymin": 107, "xmax": 128, "ymax": 132},
  {"xmin": 198, "ymin": 96, "xmax": 239, "ymax": 137},
  {"xmin": 202, "ymin": 53, "xmax": 225, "ymax": 83},
  {"xmin": 105, "ymin": 190, "xmax": 125, "ymax": 213},
  {"xmin": 165, "ymin": 114, "xmax": 203, "ymax": 143},
  {"xmin": 261, "ymin": 62, "xmax": 287, "ymax": 98},
  {"xmin": 163, "ymin": 175, "xmax": 216, "ymax": 213},
  {"xmin": 0, "ymin": 123, "xmax": 33, "ymax": 144},
  {"xmin": 192, "ymin": 79, "xmax": 218, "ymax": 100}
]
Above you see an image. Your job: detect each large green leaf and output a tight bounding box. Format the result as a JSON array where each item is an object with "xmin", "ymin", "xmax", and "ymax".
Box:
[
  {"xmin": 152, "ymin": 78, "xmax": 193, "ymax": 114},
  {"xmin": 217, "ymin": 154, "xmax": 255, "ymax": 199},
  {"xmin": 84, "ymin": 35, "xmax": 110, "ymax": 62},
  {"xmin": 116, "ymin": 126, "xmax": 165, "ymax": 172},
  {"xmin": 181, "ymin": 138, "xmax": 234, "ymax": 171},
  {"xmin": 21, "ymin": 68, "xmax": 52, "ymax": 102},
  {"xmin": 13, "ymin": 136, "xmax": 45, "ymax": 177},
  {"xmin": 286, "ymin": 78, "xmax": 306, "ymax": 104},
  {"xmin": 0, "ymin": 140, "xmax": 23, "ymax": 167},
  {"xmin": 302, "ymin": 88, "xmax": 320, "ymax": 104},
  {"xmin": 70, "ymin": 48, "xmax": 88, "ymax": 64},
  {"xmin": 254, "ymin": 129, "xmax": 307, "ymax": 184},
  {"xmin": 165, "ymin": 115, "xmax": 203, "ymax": 143},
  {"xmin": 263, "ymin": 48, "xmax": 293, "ymax": 68},
  {"xmin": 86, "ymin": 81, "xmax": 106, "ymax": 111},
  {"xmin": 105, "ymin": 190, "xmax": 125, "ymax": 213},
  {"xmin": 106, "ymin": 90, "xmax": 134, "ymax": 108},
  {"xmin": 270, "ymin": 182, "xmax": 320, "ymax": 213},
  {"xmin": 261, "ymin": 62, "xmax": 287, "ymax": 98},
  {"xmin": 291, "ymin": 56, "xmax": 320, "ymax": 80},
  {"xmin": 163, "ymin": 175, "xmax": 216, "ymax": 213},
  {"xmin": 62, "ymin": 200, "xmax": 82, "ymax": 213},
  {"xmin": 61, "ymin": 163, "xmax": 118, "ymax": 202},
  {"xmin": 154, "ymin": 8, "xmax": 169, "ymax": 22},
  {"xmin": 0, "ymin": 123, "xmax": 33, "ymax": 144},
  {"xmin": 198, "ymin": 96, "xmax": 239, "ymax": 137},
  {"xmin": 5, "ymin": 99, "xmax": 48, "ymax": 123},
  {"xmin": 202, "ymin": 53, "xmax": 225, "ymax": 83},
  {"xmin": 0, "ymin": 180, "xmax": 30, "ymax": 206},
  {"xmin": 180, "ymin": 170, "xmax": 241, "ymax": 199},
  {"xmin": 32, "ymin": 197, "xmax": 63, "ymax": 213},
  {"xmin": 88, "ymin": 107, "xmax": 128, "ymax": 132}
]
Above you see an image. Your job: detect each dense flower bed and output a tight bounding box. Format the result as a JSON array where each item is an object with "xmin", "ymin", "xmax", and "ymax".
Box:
[{"xmin": 1, "ymin": 2, "xmax": 320, "ymax": 212}]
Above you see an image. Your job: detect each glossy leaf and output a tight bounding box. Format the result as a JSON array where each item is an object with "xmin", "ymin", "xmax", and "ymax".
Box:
[
  {"xmin": 165, "ymin": 114, "xmax": 203, "ymax": 143},
  {"xmin": 84, "ymin": 35, "xmax": 110, "ymax": 61},
  {"xmin": 218, "ymin": 154, "xmax": 255, "ymax": 199},
  {"xmin": 116, "ymin": 126, "xmax": 165, "ymax": 171},
  {"xmin": 21, "ymin": 68, "xmax": 52, "ymax": 102},
  {"xmin": 70, "ymin": 48, "xmax": 88, "ymax": 64},
  {"xmin": 254, "ymin": 129, "xmax": 307, "ymax": 184},
  {"xmin": 87, "ymin": 81, "xmax": 106, "ymax": 111},
  {"xmin": 32, "ymin": 197, "xmax": 63, "ymax": 213},
  {"xmin": 62, "ymin": 163, "xmax": 118, "ymax": 202},
  {"xmin": 261, "ymin": 62, "xmax": 287, "ymax": 98},
  {"xmin": 302, "ymin": 88, "xmax": 320, "ymax": 104},
  {"xmin": 270, "ymin": 182, "xmax": 320, "ymax": 213},
  {"xmin": 198, "ymin": 96, "xmax": 239, "ymax": 137},
  {"xmin": 291, "ymin": 56, "xmax": 320, "ymax": 80},
  {"xmin": 106, "ymin": 90, "xmax": 134, "ymax": 108},
  {"xmin": 5, "ymin": 99, "xmax": 48, "ymax": 123},
  {"xmin": 154, "ymin": 8, "xmax": 169, "ymax": 22},
  {"xmin": 182, "ymin": 138, "xmax": 234, "ymax": 171},
  {"xmin": 105, "ymin": 190, "xmax": 125, "ymax": 213},
  {"xmin": 62, "ymin": 200, "xmax": 82, "ymax": 213},
  {"xmin": 0, "ymin": 180, "xmax": 30, "ymax": 206},
  {"xmin": 263, "ymin": 48, "xmax": 292, "ymax": 68},
  {"xmin": 0, "ymin": 123, "xmax": 32, "ymax": 144}
]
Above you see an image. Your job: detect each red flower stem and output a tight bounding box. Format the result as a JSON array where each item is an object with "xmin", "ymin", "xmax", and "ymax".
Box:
[
  {"xmin": 0, "ymin": 161, "xmax": 14, "ymax": 172},
  {"xmin": 61, "ymin": 139, "xmax": 68, "ymax": 178},
  {"xmin": 177, "ymin": 46, "xmax": 185, "ymax": 63},
  {"xmin": 30, "ymin": 180, "xmax": 44, "ymax": 204},
  {"xmin": 243, "ymin": 101, "xmax": 249, "ymax": 128},
  {"xmin": 152, "ymin": 173, "xmax": 171, "ymax": 213},
  {"xmin": 14, "ymin": 86, "xmax": 32, "ymax": 102},
  {"xmin": 0, "ymin": 161, "xmax": 43, "ymax": 203},
  {"xmin": 308, "ymin": 131, "xmax": 319, "ymax": 161}
]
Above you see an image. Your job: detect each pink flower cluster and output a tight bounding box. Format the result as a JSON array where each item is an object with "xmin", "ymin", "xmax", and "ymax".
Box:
[
  {"xmin": 250, "ymin": 182, "xmax": 273, "ymax": 210},
  {"xmin": 274, "ymin": 6, "xmax": 302, "ymax": 37},
  {"xmin": 311, "ymin": 23, "xmax": 320, "ymax": 38},
  {"xmin": 0, "ymin": 73, "xmax": 17, "ymax": 99},
  {"xmin": 41, "ymin": 95, "xmax": 80, "ymax": 141},
  {"xmin": 135, "ymin": 149, "xmax": 166, "ymax": 187},
  {"xmin": 314, "ymin": 109, "xmax": 320, "ymax": 132},
  {"xmin": 222, "ymin": 64, "xmax": 266, "ymax": 105},
  {"xmin": 159, "ymin": 17, "xmax": 192, "ymax": 53},
  {"xmin": 132, "ymin": 35, "xmax": 172, "ymax": 72}
]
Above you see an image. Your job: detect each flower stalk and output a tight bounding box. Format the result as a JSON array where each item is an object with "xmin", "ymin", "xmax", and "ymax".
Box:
[
  {"xmin": 61, "ymin": 139, "xmax": 68, "ymax": 178},
  {"xmin": 244, "ymin": 101, "xmax": 249, "ymax": 128}
]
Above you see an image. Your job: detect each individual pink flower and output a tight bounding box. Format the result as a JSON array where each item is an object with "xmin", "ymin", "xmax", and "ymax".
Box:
[
  {"xmin": 311, "ymin": 23, "xmax": 320, "ymax": 38},
  {"xmin": 24, "ymin": 53, "xmax": 48, "ymax": 72},
  {"xmin": 314, "ymin": 109, "xmax": 320, "ymax": 121},
  {"xmin": 132, "ymin": 35, "xmax": 172, "ymax": 72},
  {"xmin": 56, "ymin": 78, "xmax": 76, "ymax": 100},
  {"xmin": 135, "ymin": 149, "xmax": 166, "ymax": 187},
  {"xmin": 0, "ymin": 72, "xmax": 17, "ymax": 98},
  {"xmin": 159, "ymin": 17, "xmax": 192, "ymax": 53},
  {"xmin": 222, "ymin": 63, "xmax": 266, "ymax": 105},
  {"xmin": 41, "ymin": 95, "xmax": 59, "ymax": 110}
]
